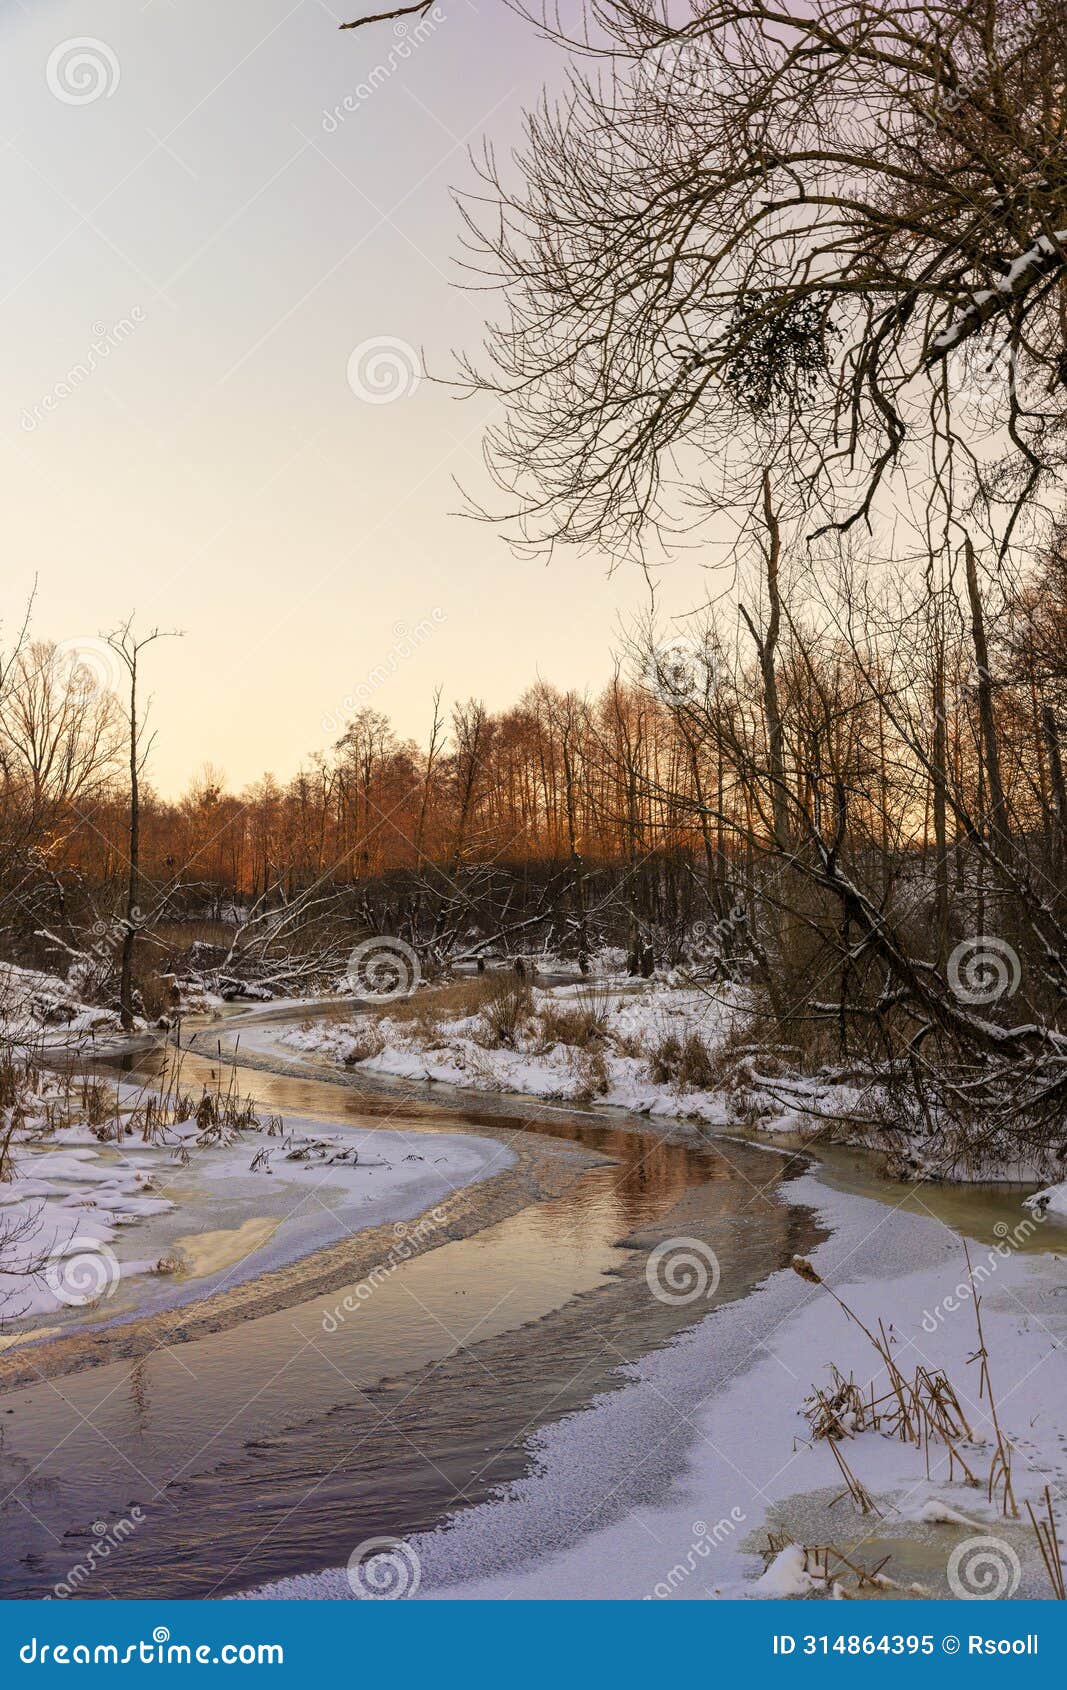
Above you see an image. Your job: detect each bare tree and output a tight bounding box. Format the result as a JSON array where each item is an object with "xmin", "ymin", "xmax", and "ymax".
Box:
[
  {"xmin": 2, "ymin": 642, "xmax": 123, "ymax": 828},
  {"xmin": 450, "ymin": 1, "xmax": 1067, "ymax": 566},
  {"xmin": 105, "ymin": 622, "xmax": 181, "ymax": 1030}
]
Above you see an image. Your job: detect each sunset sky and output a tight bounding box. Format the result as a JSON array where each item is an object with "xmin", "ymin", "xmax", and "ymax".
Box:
[{"xmin": 0, "ymin": 0, "xmax": 714, "ymax": 795}]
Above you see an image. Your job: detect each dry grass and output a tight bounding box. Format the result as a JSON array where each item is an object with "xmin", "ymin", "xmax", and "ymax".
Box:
[
  {"xmin": 104, "ymin": 1045, "xmax": 280, "ymax": 1148},
  {"xmin": 804, "ymin": 1364, "xmax": 870, "ymax": 1441},
  {"xmin": 48, "ymin": 1075, "xmax": 113, "ymax": 1131},
  {"xmin": 473, "ymin": 977, "xmax": 533, "ymax": 1049},
  {"xmin": 0, "ymin": 1037, "xmax": 278, "ymax": 1200},
  {"xmin": 383, "ymin": 974, "xmax": 499, "ymax": 1026},
  {"xmin": 356, "ymin": 973, "xmax": 513, "ymax": 1051},
  {"xmin": 762, "ymin": 1532, "xmax": 916, "ymax": 1598},
  {"xmin": 538, "ymin": 987, "xmax": 612, "ymax": 1051},
  {"xmin": 794, "ymin": 1250, "xmax": 1016, "ymax": 1517},
  {"xmin": 570, "ymin": 1046, "xmax": 610, "ymax": 1099},
  {"xmin": 1028, "ymin": 1488, "xmax": 1066, "ymax": 1599},
  {"xmin": 0, "ymin": 1041, "xmax": 40, "ymax": 1112},
  {"xmin": 647, "ymin": 1028, "xmax": 719, "ymax": 1090},
  {"xmin": 342, "ymin": 1024, "xmax": 386, "ymax": 1065},
  {"xmin": 0, "ymin": 1047, "xmax": 121, "ymax": 1169},
  {"xmin": 0, "ymin": 1115, "xmax": 18, "ymax": 1182}
]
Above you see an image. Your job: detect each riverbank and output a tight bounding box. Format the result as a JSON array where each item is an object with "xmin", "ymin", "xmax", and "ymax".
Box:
[
  {"xmin": 5, "ymin": 998, "xmax": 1065, "ymax": 1601},
  {"xmin": 271, "ymin": 976, "xmax": 750, "ymax": 1130},
  {"xmin": 246, "ymin": 1167, "xmax": 1067, "ymax": 1602},
  {"xmin": 269, "ymin": 974, "xmax": 1064, "ymax": 1197},
  {"xmin": 0, "ymin": 1029, "xmax": 813, "ymax": 1598},
  {"xmin": 0, "ymin": 1110, "xmax": 597, "ymax": 1390}
]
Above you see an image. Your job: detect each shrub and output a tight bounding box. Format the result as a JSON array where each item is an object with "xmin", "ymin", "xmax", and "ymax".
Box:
[
  {"xmin": 342, "ymin": 1024, "xmax": 386, "ymax": 1065},
  {"xmin": 675, "ymin": 1030, "xmax": 719, "ymax": 1090},
  {"xmin": 475, "ymin": 976, "xmax": 533, "ymax": 1048},
  {"xmin": 538, "ymin": 988, "xmax": 612, "ymax": 1050},
  {"xmin": 571, "ymin": 1046, "xmax": 610, "ymax": 1099},
  {"xmin": 647, "ymin": 1030, "xmax": 682, "ymax": 1084},
  {"xmin": 647, "ymin": 1028, "xmax": 718, "ymax": 1091}
]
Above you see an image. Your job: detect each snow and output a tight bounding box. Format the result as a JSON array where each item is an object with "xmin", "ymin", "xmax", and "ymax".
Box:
[
  {"xmin": 240, "ymin": 1171, "xmax": 1067, "ymax": 1601},
  {"xmin": 754, "ymin": 1544, "xmax": 820, "ymax": 1598},
  {"xmin": 928, "ymin": 230, "xmax": 1067, "ymax": 358},
  {"xmin": 0, "ymin": 960, "xmax": 132, "ymax": 1045},
  {"xmin": 274, "ymin": 978, "xmax": 751, "ymax": 1129},
  {"xmin": 916, "ymin": 1500, "xmax": 982, "ymax": 1527},
  {"xmin": 0, "ymin": 1079, "xmax": 505, "ymax": 1332},
  {"xmin": 1025, "ymin": 1178, "xmax": 1067, "ymax": 1219}
]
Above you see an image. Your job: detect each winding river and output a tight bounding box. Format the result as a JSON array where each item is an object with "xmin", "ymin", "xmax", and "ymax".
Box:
[{"xmin": 0, "ymin": 1005, "xmax": 1049, "ymax": 1599}]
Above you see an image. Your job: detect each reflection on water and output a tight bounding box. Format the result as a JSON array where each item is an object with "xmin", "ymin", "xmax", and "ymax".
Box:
[
  {"xmin": 802, "ymin": 1141, "xmax": 1056, "ymax": 1253},
  {"xmin": 0, "ymin": 1032, "xmax": 819, "ymax": 1598}
]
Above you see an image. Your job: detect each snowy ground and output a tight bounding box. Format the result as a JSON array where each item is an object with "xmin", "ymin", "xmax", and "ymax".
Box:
[
  {"xmin": 282, "ymin": 974, "xmax": 1062, "ymax": 1193},
  {"xmin": 280, "ymin": 976, "xmax": 778, "ymax": 1129},
  {"xmin": 0, "ymin": 960, "xmax": 132, "ymax": 1046},
  {"xmin": 1027, "ymin": 1176, "xmax": 1067, "ymax": 1220},
  {"xmin": 244, "ymin": 1169, "xmax": 1067, "ymax": 1602},
  {"xmin": 0, "ymin": 1074, "xmax": 503, "ymax": 1337}
]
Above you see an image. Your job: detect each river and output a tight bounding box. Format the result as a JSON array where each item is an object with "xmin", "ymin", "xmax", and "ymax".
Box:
[
  {"xmin": 0, "ymin": 1004, "xmax": 1054, "ymax": 1600},
  {"xmin": 0, "ymin": 1009, "xmax": 820, "ymax": 1598}
]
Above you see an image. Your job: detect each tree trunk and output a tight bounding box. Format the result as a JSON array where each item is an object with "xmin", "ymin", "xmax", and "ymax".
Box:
[
  {"xmin": 119, "ymin": 652, "xmax": 139, "ymax": 1031},
  {"xmin": 964, "ymin": 536, "xmax": 1009, "ymax": 859},
  {"xmin": 1043, "ymin": 704, "xmax": 1067, "ymax": 873}
]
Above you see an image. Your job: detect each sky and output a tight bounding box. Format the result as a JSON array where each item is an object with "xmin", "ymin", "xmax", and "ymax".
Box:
[{"xmin": 0, "ymin": 0, "xmax": 719, "ymax": 796}]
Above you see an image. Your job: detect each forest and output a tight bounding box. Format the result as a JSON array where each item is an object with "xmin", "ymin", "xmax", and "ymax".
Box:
[{"xmin": 4, "ymin": 0, "xmax": 1067, "ymax": 1615}]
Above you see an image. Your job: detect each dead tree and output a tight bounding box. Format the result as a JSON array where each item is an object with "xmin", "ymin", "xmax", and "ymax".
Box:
[{"xmin": 105, "ymin": 622, "xmax": 181, "ymax": 1029}]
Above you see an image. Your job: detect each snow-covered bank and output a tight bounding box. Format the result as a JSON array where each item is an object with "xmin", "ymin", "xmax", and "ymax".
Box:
[
  {"xmin": 279, "ymin": 975, "xmax": 1057, "ymax": 1187},
  {"xmin": 1026, "ymin": 1177, "xmax": 1067, "ymax": 1219},
  {"xmin": 280, "ymin": 977, "xmax": 757, "ymax": 1129},
  {"xmin": 243, "ymin": 1172, "xmax": 1067, "ymax": 1602},
  {"xmin": 0, "ymin": 960, "xmax": 133, "ymax": 1046},
  {"xmin": 0, "ymin": 1068, "xmax": 504, "ymax": 1338}
]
